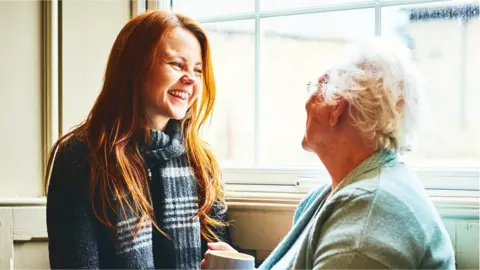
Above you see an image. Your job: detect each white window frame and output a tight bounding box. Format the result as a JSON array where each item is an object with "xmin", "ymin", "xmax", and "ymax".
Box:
[{"xmin": 167, "ymin": 0, "xmax": 480, "ymax": 194}]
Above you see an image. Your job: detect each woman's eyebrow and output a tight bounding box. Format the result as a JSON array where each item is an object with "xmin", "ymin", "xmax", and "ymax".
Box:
[{"xmin": 164, "ymin": 51, "xmax": 179, "ymax": 59}]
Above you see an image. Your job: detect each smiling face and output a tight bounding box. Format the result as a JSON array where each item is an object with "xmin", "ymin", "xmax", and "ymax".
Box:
[{"xmin": 142, "ymin": 27, "xmax": 203, "ymax": 130}]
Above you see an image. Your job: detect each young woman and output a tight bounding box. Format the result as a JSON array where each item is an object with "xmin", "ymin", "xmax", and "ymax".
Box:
[{"xmin": 46, "ymin": 9, "xmax": 230, "ymax": 269}]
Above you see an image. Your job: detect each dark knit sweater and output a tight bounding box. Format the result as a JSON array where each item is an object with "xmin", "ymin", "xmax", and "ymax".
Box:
[{"xmin": 46, "ymin": 121, "xmax": 231, "ymax": 269}]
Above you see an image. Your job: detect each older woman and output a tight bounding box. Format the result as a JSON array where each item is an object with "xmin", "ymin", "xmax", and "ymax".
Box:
[{"xmin": 203, "ymin": 38, "xmax": 455, "ymax": 269}]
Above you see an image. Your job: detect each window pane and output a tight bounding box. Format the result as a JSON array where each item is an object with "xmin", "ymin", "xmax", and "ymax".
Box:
[
  {"xmin": 466, "ymin": 18, "xmax": 480, "ymax": 166},
  {"xmin": 201, "ymin": 20, "xmax": 255, "ymax": 167},
  {"xmin": 261, "ymin": 0, "xmax": 368, "ymax": 11},
  {"xmin": 382, "ymin": 3, "xmax": 480, "ymax": 167},
  {"xmin": 259, "ymin": 9, "xmax": 375, "ymax": 167},
  {"xmin": 173, "ymin": 0, "xmax": 254, "ymax": 18}
]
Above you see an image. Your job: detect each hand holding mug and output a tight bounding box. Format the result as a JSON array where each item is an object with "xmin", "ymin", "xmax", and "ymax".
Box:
[{"xmin": 201, "ymin": 242, "xmax": 255, "ymax": 269}]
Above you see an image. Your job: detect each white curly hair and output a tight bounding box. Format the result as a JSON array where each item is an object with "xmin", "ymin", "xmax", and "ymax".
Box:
[{"xmin": 323, "ymin": 37, "xmax": 430, "ymax": 153}]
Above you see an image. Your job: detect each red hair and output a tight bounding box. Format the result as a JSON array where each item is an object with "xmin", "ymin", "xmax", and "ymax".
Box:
[{"xmin": 45, "ymin": 10, "xmax": 226, "ymax": 241}]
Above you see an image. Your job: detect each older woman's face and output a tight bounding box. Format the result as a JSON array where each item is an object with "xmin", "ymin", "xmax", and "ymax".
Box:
[{"xmin": 302, "ymin": 74, "xmax": 332, "ymax": 152}]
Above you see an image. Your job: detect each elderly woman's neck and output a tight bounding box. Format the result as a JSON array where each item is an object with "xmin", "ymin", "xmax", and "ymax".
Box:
[{"xmin": 320, "ymin": 141, "xmax": 375, "ymax": 190}]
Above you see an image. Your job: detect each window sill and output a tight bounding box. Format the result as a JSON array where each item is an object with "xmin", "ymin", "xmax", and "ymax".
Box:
[
  {"xmin": 222, "ymin": 167, "xmax": 480, "ymax": 191},
  {"xmin": 0, "ymin": 187, "xmax": 477, "ymax": 219},
  {"xmin": 0, "ymin": 197, "xmax": 46, "ymax": 207},
  {"xmin": 225, "ymin": 187, "xmax": 480, "ymax": 220}
]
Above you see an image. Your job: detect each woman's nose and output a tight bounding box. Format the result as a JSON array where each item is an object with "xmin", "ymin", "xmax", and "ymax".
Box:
[{"xmin": 181, "ymin": 74, "xmax": 197, "ymax": 85}]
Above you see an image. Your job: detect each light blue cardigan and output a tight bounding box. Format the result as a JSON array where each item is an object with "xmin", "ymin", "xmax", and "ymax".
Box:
[{"xmin": 259, "ymin": 151, "xmax": 455, "ymax": 269}]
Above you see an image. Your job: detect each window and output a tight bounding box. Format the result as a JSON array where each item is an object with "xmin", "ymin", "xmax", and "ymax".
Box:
[
  {"xmin": 382, "ymin": 2, "xmax": 480, "ymax": 168},
  {"xmin": 200, "ymin": 19, "xmax": 256, "ymax": 167},
  {"xmin": 172, "ymin": 0, "xmax": 479, "ymax": 191},
  {"xmin": 258, "ymin": 9, "xmax": 374, "ymax": 167}
]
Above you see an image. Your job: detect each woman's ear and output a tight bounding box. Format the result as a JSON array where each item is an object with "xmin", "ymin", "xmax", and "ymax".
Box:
[{"xmin": 329, "ymin": 97, "xmax": 347, "ymax": 127}]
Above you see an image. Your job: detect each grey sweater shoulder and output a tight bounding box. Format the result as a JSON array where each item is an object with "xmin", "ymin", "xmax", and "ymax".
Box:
[
  {"xmin": 261, "ymin": 153, "xmax": 455, "ymax": 270},
  {"xmin": 306, "ymin": 164, "xmax": 455, "ymax": 269}
]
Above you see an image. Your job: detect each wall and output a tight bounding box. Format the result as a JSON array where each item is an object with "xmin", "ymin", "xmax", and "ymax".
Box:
[
  {"xmin": 0, "ymin": 0, "xmax": 130, "ymax": 198},
  {"xmin": 0, "ymin": 0, "xmax": 43, "ymax": 198},
  {"xmin": 0, "ymin": 0, "xmax": 130, "ymax": 268},
  {"xmin": 61, "ymin": 0, "xmax": 130, "ymax": 133}
]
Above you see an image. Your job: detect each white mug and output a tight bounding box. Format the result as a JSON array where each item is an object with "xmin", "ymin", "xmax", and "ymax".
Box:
[{"xmin": 204, "ymin": 250, "xmax": 255, "ymax": 269}]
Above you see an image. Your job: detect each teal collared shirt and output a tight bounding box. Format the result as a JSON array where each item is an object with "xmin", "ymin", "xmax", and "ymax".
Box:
[{"xmin": 260, "ymin": 151, "xmax": 455, "ymax": 269}]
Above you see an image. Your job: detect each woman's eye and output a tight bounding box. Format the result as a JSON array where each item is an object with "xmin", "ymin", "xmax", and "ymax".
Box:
[
  {"xmin": 194, "ymin": 69, "xmax": 203, "ymax": 77},
  {"xmin": 169, "ymin": 61, "xmax": 182, "ymax": 69}
]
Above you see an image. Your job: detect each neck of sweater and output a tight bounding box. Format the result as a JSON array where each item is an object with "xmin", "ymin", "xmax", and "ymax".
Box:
[{"xmin": 141, "ymin": 120, "xmax": 186, "ymax": 166}]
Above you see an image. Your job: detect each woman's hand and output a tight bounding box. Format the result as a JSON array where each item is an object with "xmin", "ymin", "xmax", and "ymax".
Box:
[{"xmin": 201, "ymin": 242, "xmax": 238, "ymax": 269}]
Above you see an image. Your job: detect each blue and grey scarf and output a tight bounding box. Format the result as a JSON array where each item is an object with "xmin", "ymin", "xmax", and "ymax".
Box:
[{"xmin": 115, "ymin": 120, "xmax": 203, "ymax": 269}]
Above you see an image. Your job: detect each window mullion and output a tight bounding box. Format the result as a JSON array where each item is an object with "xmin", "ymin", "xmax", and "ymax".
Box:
[
  {"xmin": 131, "ymin": 0, "xmax": 147, "ymax": 16},
  {"xmin": 156, "ymin": 0, "xmax": 172, "ymax": 10},
  {"xmin": 375, "ymin": 0, "xmax": 381, "ymax": 36},
  {"xmin": 254, "ymin": 0, "xmax": 261, "ymax": 165}
]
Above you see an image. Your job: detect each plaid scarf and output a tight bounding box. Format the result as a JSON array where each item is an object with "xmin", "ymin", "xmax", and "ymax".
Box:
[{"xmin": 114, "ymin": 120, "xmax": 202, "ymax": 269}]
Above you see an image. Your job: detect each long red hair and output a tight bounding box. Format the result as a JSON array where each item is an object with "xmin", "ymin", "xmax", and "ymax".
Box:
[{"xmin": 45, "ymin": 10, "xmax": 226, "ymax": 241}]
